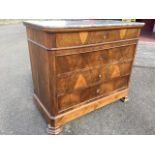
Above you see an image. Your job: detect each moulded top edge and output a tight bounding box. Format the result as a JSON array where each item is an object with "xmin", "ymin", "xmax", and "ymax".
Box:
[{"xmin": 23, "ymin": 20, "xmax": 145, "ymax": 32}]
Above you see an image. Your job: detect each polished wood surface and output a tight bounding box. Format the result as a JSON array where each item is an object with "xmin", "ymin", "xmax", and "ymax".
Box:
[
  {"xmin": 56, "ymin": 29, "xmax": 140, "ymax": 48},
  {"xmin": 24, "ymin": 20, "xmax": 144, "ymax": 134},
  {"xmin": 58, "ymin": 76, "xmax": 129, "ymax": 112},
  {"xmin": 56, "ymin": 45, "xmax": 136, "ymax": 74}
]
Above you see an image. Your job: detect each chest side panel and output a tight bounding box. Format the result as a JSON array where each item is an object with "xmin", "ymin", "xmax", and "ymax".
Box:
[{"xmin": 26, "ymin": 27, "xmax": 57, "ymax": 115}]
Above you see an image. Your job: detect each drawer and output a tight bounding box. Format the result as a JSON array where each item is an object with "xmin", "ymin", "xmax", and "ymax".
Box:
[
  {"xmin": 57, "ymin": 76, "xmax": 129, "ymax": 112},
  {"xmin": 57, "ymin": 65, "xmax": 108, "ymax": 95},
  {"xmin": 56, "ymin": 28, "xmax": 139, "ymax": 48},
  {"xmin": 56, "ymin": 50, "xmax": 108, "ymax": 75},
  {"xmin": 57, "ymin": 61, "xmax": 132, "ymax": 95},
  {"xmin": 56, "ymin": 45, "xmax": 136, "ymax": 75}
]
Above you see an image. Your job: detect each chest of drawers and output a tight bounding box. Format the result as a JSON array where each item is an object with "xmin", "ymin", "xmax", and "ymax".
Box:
[{"xmin": 24, "ymin": 20, "xmax": 144, "ymax": 134}]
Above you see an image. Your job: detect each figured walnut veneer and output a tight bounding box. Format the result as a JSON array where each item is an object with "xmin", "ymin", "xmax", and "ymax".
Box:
[
  {"xmin": 56, "ymin": 29, "xmax": 139, "ymax": 47},
  {"xmin": 24, "ymin": 20, "xmax": 144, "ymax": 134}
]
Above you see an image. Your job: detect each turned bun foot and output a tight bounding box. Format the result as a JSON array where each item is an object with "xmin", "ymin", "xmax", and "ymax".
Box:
[
  {"xmin": 47, "ymin": 124, "xmax": 63, "ymax": 135},
  {"xmin": 120, "ymin": 96, "xmax": 129, "ymax": 102}
]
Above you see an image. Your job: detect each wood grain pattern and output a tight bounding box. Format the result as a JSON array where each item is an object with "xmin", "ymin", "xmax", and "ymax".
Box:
[
  {"xmin": 26, "ymin": 27, "xmax": 56, "ymax": 48},
  {"xmin": 56, "ymin": 44, "xmax": 136, "ymax": 75},
  {"xmin": 56, "ymin": 61, "xmax": 132, "ymax": 96},
  {"xmin": 57, "ymin": 65, "xmax": 108, "ymax": 95},
  {"xmin": 56, "ymin": 28, "xmax": 139, "ymax": 48},
  {"xmin": 24, "ymin": 21, "xmax": 143, "ymax": 134},
  {"xmin": 79, "ymin": 32, "xmax": 89, "ymax": 44},
  {"xmin": 28, "ymin": 42, "xmax": 52, "ymax": 113},
  {"xmin": 57, "ymin": 76, "xmax": 129, "ymax": 112}
]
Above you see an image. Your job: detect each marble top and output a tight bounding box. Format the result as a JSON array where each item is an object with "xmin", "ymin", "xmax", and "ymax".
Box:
[{"xmin": 24, "ymin": 20, "xmax": 145, "ymax": 29}]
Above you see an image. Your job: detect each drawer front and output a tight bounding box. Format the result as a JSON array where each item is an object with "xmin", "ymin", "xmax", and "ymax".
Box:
[
  {"xmin": 56, "ymin": 44, "xmax": 136, "ymax": 75},
  {"xmin": 56, "ymin": 28, "xmax": 139, "ymax": 48},
  {"xmin": 57, "ymin": 76, "xmax": 129, "ymax": 112},
  {"xmin": 57, "ymin": 61, "xmax": 132, "ymax": 95},
  {"xmin": 57, "ymin": 65, "xmax": 108, "ymax": 95},
  {"xmin": 56, "ymin": 50, "xmax": 108, "ymax": 75}
]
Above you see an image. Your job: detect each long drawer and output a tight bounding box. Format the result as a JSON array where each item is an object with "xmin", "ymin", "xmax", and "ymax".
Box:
[
  {"xmin": 57, "ymin": 76, "xmax": 129, "ymax": 112},
  {"xmin": 56, "ymin": 28, "xmax": 140, "ymax": 48},
  {"xmin": 57, "ymin": 61, "xmax": 132, "ymax": 95},
  {"xmin": 56, "ymin": 44, "xmax": 136, "ymax": 75}
]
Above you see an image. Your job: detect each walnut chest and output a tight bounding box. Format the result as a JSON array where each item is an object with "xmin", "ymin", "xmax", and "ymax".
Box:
[{"xmin": 24, "ymin": 20, "xmax": 144, "ymax": 134}]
